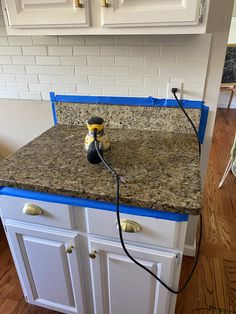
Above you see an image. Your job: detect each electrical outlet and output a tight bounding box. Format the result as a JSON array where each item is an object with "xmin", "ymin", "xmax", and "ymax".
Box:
[{"xmin": 166, "ymin": 82, "xmax": 183, "ymax": 99}]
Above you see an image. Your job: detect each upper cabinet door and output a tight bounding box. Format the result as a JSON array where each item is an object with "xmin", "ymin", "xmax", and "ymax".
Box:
[
  {"xmin": 4, "ymin": 0, "xmax": 90, "ymax": 28},
  {"xmin": 101, "ymin": 0, "xmax": 203, "ymax": 27}
]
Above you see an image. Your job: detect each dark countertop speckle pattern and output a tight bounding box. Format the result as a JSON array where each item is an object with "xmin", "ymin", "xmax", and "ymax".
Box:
[{"xmin": 0, "ymin": 125, "xmax": 202, "ymax": 215}]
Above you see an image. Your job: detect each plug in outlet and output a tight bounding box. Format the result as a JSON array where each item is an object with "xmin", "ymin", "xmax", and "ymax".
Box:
[{"xmin": 166, "ymin": 82, "xmax": 183, "ymax": 99}]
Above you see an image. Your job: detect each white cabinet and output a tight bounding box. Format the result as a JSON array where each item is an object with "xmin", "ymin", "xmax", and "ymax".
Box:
[
  {"xmin": 4, "ymin": 0, "xmax": 90, "ymax": 29},
  {"xmin": 1, "ymin": 0, "xmax": 210, "ymax": 35},
  {"xmin": 4, "ymin": 220, "xmax": 85, "ymax": 314},
  {"xmin": 89, "ymin": 238, "xmax": 178, "ymax": 314},
  {"xmin": 101, "ymin": 0, "xmax": 203, "ymax": 27}
]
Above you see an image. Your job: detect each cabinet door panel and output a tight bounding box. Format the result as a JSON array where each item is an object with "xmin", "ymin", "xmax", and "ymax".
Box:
[
  {"xmin": 5, "ymin": 0, "xmax": 90, "ymax": 28},
  {"xmin": 89, "ymin": 238, "xmax": 177, "ymax": 314},
  {"xmin": 102, "ymin": 0, "xmax": 202, "ymax": 27},
  {"xmin": 5, "ymin": 221, "xmax": 85, "ymax": 314}
]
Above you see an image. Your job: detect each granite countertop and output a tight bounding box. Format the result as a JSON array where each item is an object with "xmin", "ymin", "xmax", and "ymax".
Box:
[{"xmin": 0, "ymin": 125, "xmax": 202, "ymax": 215}]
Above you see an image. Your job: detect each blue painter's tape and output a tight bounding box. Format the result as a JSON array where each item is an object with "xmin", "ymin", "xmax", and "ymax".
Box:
[
  {"xmin": 50, "ymin": 92, "xmax": 57, "ymax": 125},
  {"xmin": 0, "ymin": 187, "xmax": 189, "ymax": 222},
  {"xmin": 198, "ymin": 105, "xmax": 209, "ymax": 144},
  {"xmin": 51, "ymin": 93, "xmax": 204, "ymax": 109}
]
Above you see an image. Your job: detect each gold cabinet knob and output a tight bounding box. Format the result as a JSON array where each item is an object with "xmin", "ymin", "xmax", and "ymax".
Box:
[
  {"xmin": 65, "ymin": 245, "xmax": 74, "ymax": 254},
  {"xmin": 117, "ymin": 218, "xmax": 141, "ymax": 233},
  {"xmin": 89, "ymin": 250, "xmax": 97, "ymax": 259},
  {"xmin": 74, "ymin": 0, "xmax": 83, "ymax": 7},
  {"xmin": 22, "ymin": 204, "xmax": 43, "ymax": 216},
  {"xmin": 101, "ymin": 0, "xmax": 108, "ymax": 7}
]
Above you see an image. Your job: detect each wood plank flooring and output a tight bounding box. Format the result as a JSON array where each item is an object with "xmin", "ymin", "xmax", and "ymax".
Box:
[
  {"xmin": 0, "ymin": 108, "xmax": 236, "ymax": 314},
  {"xmin": 176, "ymin": 108, "xmax": 236, "ymax": 314}
]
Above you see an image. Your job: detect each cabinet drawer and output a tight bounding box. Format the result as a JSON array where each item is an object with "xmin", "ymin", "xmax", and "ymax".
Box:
[
  {"xmin": 0, "ymin": 196, "xmax": 74, "ymax": 229},
  {"xmin": 85, "ymin": 208, "xmax": 187, "ymax": 250}
]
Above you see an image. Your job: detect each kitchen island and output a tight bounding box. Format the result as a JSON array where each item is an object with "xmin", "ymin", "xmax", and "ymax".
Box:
[{"xmin": 0, "ymin": 97, "xmax": 203, "ymax": 314}]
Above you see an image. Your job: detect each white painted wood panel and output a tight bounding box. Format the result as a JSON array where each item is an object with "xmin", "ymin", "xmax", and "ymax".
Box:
[
  {"xmin": 101, "ymin": 0, "xmax": 202, "ymax": 27},
  {"xmin": 0, "ymin": 195, "xmax": 74, "ymax": 229},
  {"xmin": 89, "ymin": 237, "xmax": 177, "ymax": 314},
  {"xmin": 4, "ymin": 0, "xmax": 90, "ymax": 28},
  {"xmin": 4, "ymin": 221, "xmax": 85, "ymax": 314},
  {"xmin": 85, "ymin": 207, "xmax": 187, "ymax": 250}
]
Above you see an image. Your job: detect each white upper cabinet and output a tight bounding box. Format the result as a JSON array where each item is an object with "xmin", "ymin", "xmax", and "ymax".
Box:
[
  {"xmin": 1, "ymin": 0, "xmax": 210, "ymax": 35},
  {"xmin": 4, "ymin": 0, "xmax": 90, "ymax": 28},
  {"xmin": 101, "ymin": 0, "xmax": 202, "ymax": 27}
]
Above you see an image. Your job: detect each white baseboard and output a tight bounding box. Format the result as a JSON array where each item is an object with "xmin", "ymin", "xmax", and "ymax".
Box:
[{"xmin": 184, "ymin": 242, "xmax": 196, "ymax": 257}]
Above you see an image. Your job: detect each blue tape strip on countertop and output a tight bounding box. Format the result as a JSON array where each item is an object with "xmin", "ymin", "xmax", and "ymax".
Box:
[
  {"xmin": 0, "ymin": 187, "xmax": 188, "ymax": 222},
  {"xmin": 50, "ymin": 92, "xmax": 204, "ymax": 109},
  {"xmin": 50, "ymin": 92, "xmax": 58, "ymax": 125},
  {"xmin": 198, "ymin": 105, "xmax": 209, "ymax": 144}
]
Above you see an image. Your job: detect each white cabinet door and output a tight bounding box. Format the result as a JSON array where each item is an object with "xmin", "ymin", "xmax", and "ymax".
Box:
[
  {"xmin": 4, "ymin": 0, "xmax": 90, "ymax": 28},
  {"xmin": 89, "ymin": 238, "xmax": 177, "ymax": 314},
  {"xmin": 101, "ymin": 0, "xmax": 202, "ymax": 27},
  {"xmin": 5, "ymin": 221, "xmax": 85, "ymax": 314}
]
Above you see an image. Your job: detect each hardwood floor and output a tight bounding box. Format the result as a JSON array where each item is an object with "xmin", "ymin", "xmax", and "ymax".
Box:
[
  {"xmin": 0, "ymin": 108, "xmax": 235, "ymax": 314},
  {"xmin": 176, "ymin": 108, "xmax": 236, "ymax": 314}
]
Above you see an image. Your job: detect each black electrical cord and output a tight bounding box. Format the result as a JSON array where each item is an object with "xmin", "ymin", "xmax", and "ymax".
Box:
[
  {"xmin": 172, "ymin": 88, "xmax": 201, "ymax": 157},
  {"xmin": 94, "ymin": 139, "xmax": 203, "ymax": 295}
]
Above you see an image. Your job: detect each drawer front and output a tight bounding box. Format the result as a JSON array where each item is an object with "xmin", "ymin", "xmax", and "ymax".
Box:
[
  {"xmin": 0, "ymin": 196, "xmax": 74, "ymax": 229},
  {"xmin": 86, "ymin": 208, "xmax": 186, "ymax": 249}
]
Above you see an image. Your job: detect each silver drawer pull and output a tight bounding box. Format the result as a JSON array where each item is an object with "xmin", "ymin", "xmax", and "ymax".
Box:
[
  {"xmin": 116, "ymin": 218, "xmax": 141, "ymax": 233},
  {"xmin": 22, "ymin": 204, "xmax": 43, "ymax": 216}
]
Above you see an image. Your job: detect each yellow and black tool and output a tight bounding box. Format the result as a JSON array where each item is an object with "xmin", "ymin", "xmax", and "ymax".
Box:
[{"xmin": 85, "ymin": 117, "xmax": 110, "ymax": 164}]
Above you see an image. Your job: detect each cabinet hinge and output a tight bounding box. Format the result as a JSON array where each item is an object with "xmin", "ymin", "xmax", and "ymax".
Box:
[
  {"xmin": 175, "ymin": 253, "xmax": 181, "ymax": 265},
  {"xmin": 199, "ymin": 0, "xmax": 206, "ymax": 23}
]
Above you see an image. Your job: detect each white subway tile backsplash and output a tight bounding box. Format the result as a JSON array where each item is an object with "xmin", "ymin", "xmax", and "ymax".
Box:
[
  {"xmin": 19, "ymin": 91, "xmax": 41, "ymax": 100},
  {"xmin": 0, "ymin": 91, "xmax": 19, "ymax": 99},
  {"xmin": 12, "ymin": 56, "xmax": 35, "ymax": 65},
  {"xmin": 76, "ymin": 84, "xmax": 102, "ymax": 95},
  {"xmin": 101, "ymin": 46, "xmax": 129, "ymax": 56},
  {"xmin": 0, "ymin": 46, "xmax": 22, "ymax": 55},
  {"xmin": 3, "ymin": 65, "xmax": 25, "ymax": 74},
  {"xmin": 48, "ymin": 46, "xmax": 72, "ymax": 56},
  {"xmin": 115, "ymin": 76, "xmax": 143, "ymax": 86},
  {"xmin": 8, "ymin": 36, "xmax": 32, "ymax": 46},
  {"xmin": 32, "ymin": 36, "xmax": 58, "ymax": 45},
  {"xmin": 52, "ymin": 84, "xmax": 76, "ymax": 93},
  {"xmin": 60, "ymin": 56, "xmax": 86, "ymax": 65},
  {"xmin": 16, "ymin": 74, "xmax": 38, "ymax": 83},
  {"xmin": 29, "ymin": 83, "xmax": 51, "ymax": 92},
  {"xmin": 0, "ymin": 56, "xmax": 12, "ymax": 64},
  {"xmin": 0, "ymin": 82, "xmax": 6, "ymax": 90},
  {"xmin": 58, "ymin": 36, "xmax": 85, "ymax": 45},
  {"xmin": 22, "ymin": 46, "xmax": 47, "ymax": 56},
  {"xmin": 130, "ymin": 46, "xmax": 160, "ymax": 56},
  {"xmin": 102, "ymin": 85, "xmax": 128, "ymax": 96},
  {"xmin": 102, "ymin": 66, "xmax": 128, "ymax": 76},
  {"xmin": 39, "ymin": 75, "xmax": 62, "ymax": 83},
  {"xmin": 26, "ymin": 65, "xmax": 74, "ymax": 75},
  {"xmin": 75, "ymin": 66, "xmax": 101, "ymax": 75},
  {"xmin": 63, "ymin": 75, "xmax": 88, "ymax": 84},
  {"xmin": 0, "ymin": 2, "xmax": 210, "ymax": 101},
  {"xmin": 6, "ymin": 82, "xmax": 28, "ymax": 91},
  {"xmin": 73, "ymin": 46, "xmax": 100, "ymax": 56},
  {"xmin": 36, "ymin": 56, "xmax": 60, "ymax": 65},
  {"xmin": 0, "ymin": 74, "xmax": 16, "ymax": 82},
  {"xmin": 89, "ymin": 76, "xmax": 114, "ymax": 86},
  {"xmin": 0, "ymin": 36, "xmax": 8, "ymax": 45},
  {"xmin": 129, "ymin": 86, "xmax": 158, "ymax": 96},
  {"xmin": 86, "ymin": 36, "xmax": 114, "ymax": 46},
  {"xmin": 115, "ymin": 56, "xmax": 144, "ymax": 66}
]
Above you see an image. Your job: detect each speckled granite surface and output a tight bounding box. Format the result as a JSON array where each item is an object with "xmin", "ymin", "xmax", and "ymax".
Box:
[
  {"xmin": 0, "ymin": 125, "xmax": 202, "ymax": 215},
  {"xmin": 56, "ymin": 102, "xmax": 201, "ymax": 133}
]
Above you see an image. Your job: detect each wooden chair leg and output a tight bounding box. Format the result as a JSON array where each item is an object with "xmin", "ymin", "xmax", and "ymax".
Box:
[{"xmin": 227, "ymin": 84, "xmax": 236, "ymax": 109}]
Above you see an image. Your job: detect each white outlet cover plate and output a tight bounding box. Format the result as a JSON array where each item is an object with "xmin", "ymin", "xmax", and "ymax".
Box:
[{"xmin": 166, "ymin": 82, "xmax": 183, "ymax": 99}]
